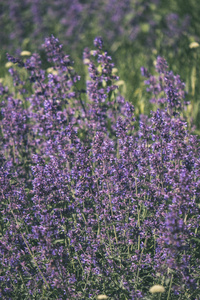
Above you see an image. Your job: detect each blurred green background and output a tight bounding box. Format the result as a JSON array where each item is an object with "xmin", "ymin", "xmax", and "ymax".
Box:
[{"xmin": 1, "ymin": 0, "xmax": 200, "ymax": 132}]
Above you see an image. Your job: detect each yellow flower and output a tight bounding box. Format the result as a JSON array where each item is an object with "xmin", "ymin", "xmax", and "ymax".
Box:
[
  {"xmin": 149, "ymin": 284, "xmax": 165, "ymax": 294},
  {"xmin": 116, "ymin": 80, "xmax": 125, "ymax": 86},
  {"xmin": 97, "ymin": 295, "xmax": 108, "ymax": 299},
  {"xmin": 5, "ymin": 62, "xmax": 13, "ymax": 68},
  {"xmin": 46, "ymin": 68, "xmax": 58, "ymax": 75},
  {"xmin": 189, "ymin": 42, "xmax": 199, "ymax": 49},
  {"xmin": 20, "ymin": 50, "xmax": 31, "ymax": 56},
  {"xmin": 112, "ymin": 68, "xmax": 118, "ymax": 74}
]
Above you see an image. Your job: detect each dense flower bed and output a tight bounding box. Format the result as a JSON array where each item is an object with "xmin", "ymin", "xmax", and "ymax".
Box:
[{"xmin": 0, "ymin": 36, "xmax": 200, "ymax": 299}]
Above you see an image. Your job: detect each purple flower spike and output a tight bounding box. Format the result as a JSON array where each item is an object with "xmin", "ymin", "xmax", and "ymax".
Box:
[{"xmin": 94, "ymin": 36, "xmax": 104, "ymax": 50}]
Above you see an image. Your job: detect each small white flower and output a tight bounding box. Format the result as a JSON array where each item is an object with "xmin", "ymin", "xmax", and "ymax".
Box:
[
  {"xmin": 46, "ymin": 67, "xmax": 58, "ymax": 75},
  {"xmin": 5, "ymin": 62, "xmax": 14, "ymax": 68},
  {"xmin": 83, "ymin": 58, "xmax": 90, "ymax": 65},
  {"xmin": 149, "ymin": 284, "xmax": 165, "ymax": 294},
  {"xmin": 189, "ymin": 42, "xmax": 199, "ymax": 49},
  {"xmin": 20, "ymin": 50, "xmax": 31, "ymax": 56},
  {"xmin": 97, "ymin": 295, "xmax": 108, "ymax": 299},
  {"xmin": 116, "ymin": 80, "xmax": 125, "ymax": 86}
]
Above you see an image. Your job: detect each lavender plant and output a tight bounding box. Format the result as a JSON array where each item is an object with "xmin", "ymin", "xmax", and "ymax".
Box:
[
  {"xmin": 2, "ymin": 0, "xmax": 200, "ymax": 132},
  {"xmin": 0, "ymin": 0, "xmax": 160, "ymax": 50},
  {"xmin": 0, "ymin": 37, "xmax": 199, "ymax": 299}
]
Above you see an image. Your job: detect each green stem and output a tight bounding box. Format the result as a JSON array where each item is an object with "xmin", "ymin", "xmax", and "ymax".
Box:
[
  {"xmin": 167, "ymin": 274, "xmax": 173, "ymax": 300},
  {"xmin": 10, "ymin": 209, "xmax": 50, "ymax": 290},
  {"xmin": 135, "ymin": 236, "xmax": 148, "ymax": 290}
]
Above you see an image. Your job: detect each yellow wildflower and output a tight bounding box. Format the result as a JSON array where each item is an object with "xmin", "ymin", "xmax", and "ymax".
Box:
[
  {"xmin": 189, "ymin": 42, "xmax": 199, "ymax": 49},
  {"xmin": 97, "ymin": 295, "xmax": 108, "ymax": 299},
  {"xmin": 149, "ymin": 284, "xmax": 165, "ymax": 293},
  {"xmin": 20, "ymin": 51, "xmax": 31, "ymax": 56}
]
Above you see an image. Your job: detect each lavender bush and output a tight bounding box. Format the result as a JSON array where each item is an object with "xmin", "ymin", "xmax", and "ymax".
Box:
[{"xmin": 0, "ymin": 36, "xmax": 200, "ymax": 299}]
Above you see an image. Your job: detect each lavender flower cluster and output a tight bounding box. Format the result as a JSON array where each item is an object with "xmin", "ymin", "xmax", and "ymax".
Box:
[{"xmin": 0, "ymin": 36, "xmax": 200, "ymax": 299}]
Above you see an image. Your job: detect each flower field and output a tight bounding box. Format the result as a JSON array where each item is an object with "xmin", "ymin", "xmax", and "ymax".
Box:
[{"xmin": 0, "ymin": 1, "xmax": 200, "ymax": 299}]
